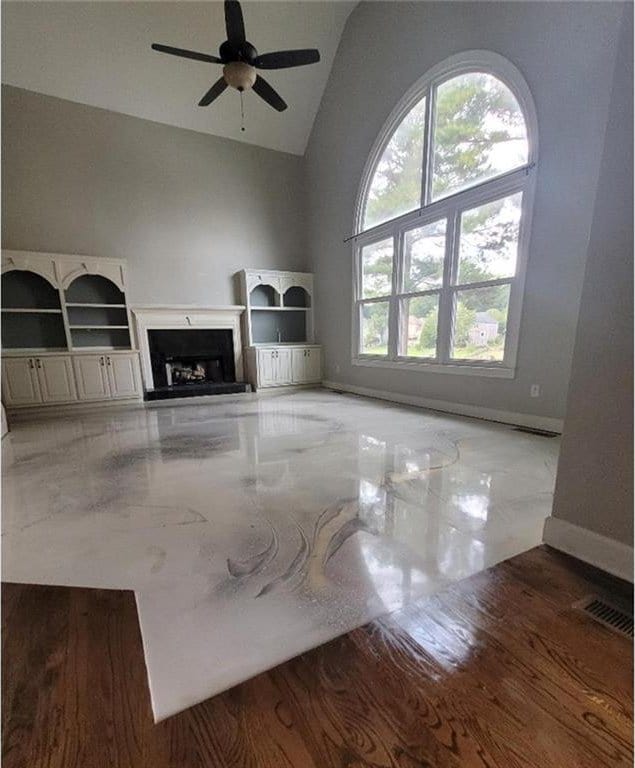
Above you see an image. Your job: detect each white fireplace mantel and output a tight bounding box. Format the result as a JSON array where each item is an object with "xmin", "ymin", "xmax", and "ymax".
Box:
[{"xmin": 131, "ymin": 305, "xmax": 246, "ymax": 390}]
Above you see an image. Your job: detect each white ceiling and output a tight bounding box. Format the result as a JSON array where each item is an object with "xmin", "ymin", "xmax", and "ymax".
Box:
[{"xmin": 1, "ymin": 1, "xmax": 355, "ymax": 155}]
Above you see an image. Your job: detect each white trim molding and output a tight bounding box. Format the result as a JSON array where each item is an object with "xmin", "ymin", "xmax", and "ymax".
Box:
[
  {"xmin": 322, "ymin": 380, "xmax": 563, "ymax": 433},
  {"xmin": 543, "ymin": 517, "xmax": 634, "ymax": 583},
  {"xmin": 131, "ymin": 305, "xmax": 245, "ymax": 391}
]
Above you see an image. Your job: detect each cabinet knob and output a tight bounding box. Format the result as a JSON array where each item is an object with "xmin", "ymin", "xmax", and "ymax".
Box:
[
  {"xmin": 307, "ymin": 350, "xmax": 310, "ymax": 358},
  {"xmin": 106, "ymin": 356, "xmax": 111, "ymax": 366},
  {"xmin": 29, "ymin": 358, "xmax": 34, "ymax": 369},
  {"xmin": 36, "ymin": 359, "xmax": 42, "ymax": 369},
  {"xmin": 100, "ymin": 357, "xmax": 105, "ymax": 366}
]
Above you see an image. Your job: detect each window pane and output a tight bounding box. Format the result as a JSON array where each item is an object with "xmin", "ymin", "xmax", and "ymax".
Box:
[
  {"xmin": 361, "ymin": 238, "xmax": 393, "ymax": 298},
  {"xmin": 403, "ymin": 219, "xmax": 447, "ymax": 292},
  {"xmin": 451, "ymin": 285, "xmax": 511, "ymax": 361},
  {"xmin": 432, "ymin": 73, "xmax": 528, "ymax": 201},
  {"xmin": 363, "ymin": 97, "xmax": 426, "ymax": 230},
  {"xmin": 457, "ymin": 193, "xmax": 522, "ymax": 284},
  {"xmin": 401, "ymin": 294, "xmax": 439, "ymax": 358},
  {"xmin": 361, "ymin": 301, "xmax": 389, "ymax": 355}
]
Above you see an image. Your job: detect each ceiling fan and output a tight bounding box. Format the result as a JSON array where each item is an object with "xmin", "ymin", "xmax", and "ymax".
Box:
[{"xmin": 151, "ymin": 0, "xmax": 320, "ymax": 114}]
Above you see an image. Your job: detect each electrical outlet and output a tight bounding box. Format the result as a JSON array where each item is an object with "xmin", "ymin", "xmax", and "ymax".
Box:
[{"xmin": 530, "ymin": 384, "xmax": 541, "ymax": 398}]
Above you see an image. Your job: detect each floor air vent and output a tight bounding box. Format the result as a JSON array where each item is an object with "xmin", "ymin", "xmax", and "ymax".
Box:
[
  {"xmin": 513, "ymin": 426, "xmax": 559, "ymax": 438},
  {"xmin": 575, "ymin": 595, "xmax": 634, "ymax": 638}
]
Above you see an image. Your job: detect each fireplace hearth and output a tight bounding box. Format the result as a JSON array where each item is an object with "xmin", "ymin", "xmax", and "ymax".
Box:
[{"xmin": 145, "ymin": 329, "xmax": 249, "ymax": 401}]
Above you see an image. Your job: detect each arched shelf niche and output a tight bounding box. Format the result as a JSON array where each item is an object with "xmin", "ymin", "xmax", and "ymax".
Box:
[
  {"xmin": 1, "ymin": 269, "xmax": 67, "ymax": 350},
  {"xmin": 65, "ymin": 274, "xmax": 126, "ymax": 305},
  {"xmin": 249, "ymin": 283, "xmax": 279, "ymax": 308},
  {"xmin": 283, "ymin": 286, "xmax": 311, "ymax": 308},
  {"xmin": 2, "ymin": 269, "xmax": 61, "ymax": 309}
]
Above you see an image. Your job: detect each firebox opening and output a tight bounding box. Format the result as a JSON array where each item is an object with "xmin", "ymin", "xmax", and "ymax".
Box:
[{"xmin": 146, "ymin": 329, "xmax": 248, "ymax": 400}]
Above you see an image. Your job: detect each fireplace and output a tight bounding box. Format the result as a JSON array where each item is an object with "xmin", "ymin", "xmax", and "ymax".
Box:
[{"xmin": 144, "ymin": 328, "xmax": 249, "ymax": 400}]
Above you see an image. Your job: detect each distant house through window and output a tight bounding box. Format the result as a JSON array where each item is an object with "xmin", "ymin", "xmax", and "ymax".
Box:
[{"xmin": 352, "ymin": 52, "xmax": 538, "ymax": 376}]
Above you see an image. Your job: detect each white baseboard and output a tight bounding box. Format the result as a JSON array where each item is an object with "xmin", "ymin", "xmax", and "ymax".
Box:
[
  {"xmin": 543, "ymin": 516, "xmax": 633, "ymax": 582},
  {"xmin": 321, "ymin": 380, "xmax": 564, "ymax": 433}
]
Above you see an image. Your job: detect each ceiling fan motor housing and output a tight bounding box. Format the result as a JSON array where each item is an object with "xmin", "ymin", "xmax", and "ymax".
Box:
[{"xmin": 223, "ymin": 61, "xmax": 257, "ymax": 91}]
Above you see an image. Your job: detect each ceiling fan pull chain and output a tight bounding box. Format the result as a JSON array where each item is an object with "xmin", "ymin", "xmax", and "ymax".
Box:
[{"xmin": 240, "ymin": 90, "xmax": 245, "ymax": 132}]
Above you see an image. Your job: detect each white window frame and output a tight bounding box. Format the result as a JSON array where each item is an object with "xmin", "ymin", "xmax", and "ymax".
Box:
[{"xmin": 352, "ymin": 51, "xmax": 538, "ymax": 378}]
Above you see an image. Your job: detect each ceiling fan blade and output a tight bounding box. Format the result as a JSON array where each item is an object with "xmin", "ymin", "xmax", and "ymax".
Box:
[
  {"xmin": 252, "ymin": 75, "xmax": 287, "ymax": 112},
  {"xmin": 198, "ymin": 78, "xmax": 228, "ymax": 106},
  {"xmin": 253, "ymin": 49, "xmax": 320, "ymax": 70},
  {"xmin": 151, "ymin": 43, "xmax": 221, "ymax": 64},
  {"xmin": 224, "ymin": 0, "xmax": 246, "ymax": 44}
]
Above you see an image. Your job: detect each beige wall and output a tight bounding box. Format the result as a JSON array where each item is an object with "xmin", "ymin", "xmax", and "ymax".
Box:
[
  {"xmin": 305, "ymin": 1, "xmax": 627, "ymax": 421},
  {"xmin": 550, "ymin": 6, "xmax": 633, "ymax": 547},
  {"xmin": 2, "ymin": 86, "xmax": 307, "ymax": 306}
]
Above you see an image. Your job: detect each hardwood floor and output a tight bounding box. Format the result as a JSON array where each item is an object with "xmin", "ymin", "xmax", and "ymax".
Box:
[{"xmin": 2, "ymin": 546, "xmax": 632, "ymax": 768}]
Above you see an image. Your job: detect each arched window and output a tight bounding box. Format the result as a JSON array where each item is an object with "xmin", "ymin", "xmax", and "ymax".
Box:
[{"xmin": 353, "ymin": 52, "xmax": 537, "ymax": 374}]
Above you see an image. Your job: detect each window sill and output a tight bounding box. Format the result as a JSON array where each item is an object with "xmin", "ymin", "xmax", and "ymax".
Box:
[{"xmin": 352, "ymin": 357, "xmax": 516, "ymax": 379}]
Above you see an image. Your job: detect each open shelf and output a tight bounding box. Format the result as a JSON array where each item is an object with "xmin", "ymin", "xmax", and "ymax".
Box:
[
  {"xmin": 70, "ymin": 327, "xmax": 131, "ymax": 349},
  {"xmin": 65, "ymin": 302, "xmax": 127, "ymax": 309},
  {"xmin": 251, "ymin": 309, "xmax": 307, "ymax": 344},
  {"xmin": 2, "ymin": 311, "xmax": 67, "ymax": 350},
  {"xmin": 67, "ymin": 305, "xmax": 128, "ymax": 327},
  {"xmin": 251, "ymin": 306, "xmax": 309, "ymax": 312},
  {"xmin": 69, "ymin": 325, "xmax": 129, "ymax": 330},
  {"xmin": 1, "ymin": 308, "xmax": 63, "ymax": 314},
  {"xmin": 70, "ymin": 345, "xmax": 133, "ymax": 352}
]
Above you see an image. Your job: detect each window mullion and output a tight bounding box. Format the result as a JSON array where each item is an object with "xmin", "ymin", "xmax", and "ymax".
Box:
[
  {"xmin": 388, "ymin": 228, "xmax": 402, "ymax": 360},
  {"xmin": 437, "ymin": 207, "xmax": 459, "ymax": 363},
  {"xmin": 421, "ymin": 85, "xmax": 436, "ymax": 207},
  {"xmin": 421, "ymin": 86, "xmax": 437, "ymax": 208}
]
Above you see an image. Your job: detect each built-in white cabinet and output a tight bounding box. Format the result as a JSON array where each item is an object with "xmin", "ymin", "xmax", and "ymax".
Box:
[
  {"xmin": 73, "ymin": 355, "xmax": 111, "ymax": 400},
  {"xmin": 73, "ymin": 353, "xmax": 142, "ymax": 401},
  {"xmin": 2, "ymin": 355, "xmax": 78, "ymax": 406},
  {"xmin": 2, "ymin": 358, "xmax": 42, "ymax": 406},
  {"xmin": 1, "ymin": 251, "xmax": 142, "ymax": 412},
  {"xmin": 239, "ymin": 269, "xmax": 322, "ymax": 391},
  {"xmin": 105, "ymin": 353, "xmax": 142, "ymax": 398},
  {"xmin": 246, "ymin": 345, "xmax": 321, "ymax": 389},
  {"xmin": 35, "ymin": 356, "xmax": 77, "ymax": 403},
  {"xmin": 3, "ymin": 352, "xmax": 142, "ymax": 408},
  {"xmin": 255, "ymin": 347, "xmax": 293, "ymax": 387},
  {"xmin": 291, "ymin": 347, "xmax": 321, "ymax": 384}
]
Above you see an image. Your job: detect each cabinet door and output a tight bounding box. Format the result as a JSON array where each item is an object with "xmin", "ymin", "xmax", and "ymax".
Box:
[
  {"xmin": 1, "ymin": 358, "xmax": 42, "ymax": 406},
  {"xmin": 304, "ymin": 348, "xmax": 322, "ymax": 383},
  {"xmin": 257, "ymin": 349, "xmax": 278, "ymax": 387},
  {"xmin": 73, "ymin": 355, "xmax": 110, "ymax": 400},
  {"xmin": 276, "ymin": 349, "xmax": 293, "ymax": 384},
  {"xmin": 36, "ymin": 356, "xmax": 78, "ymax": 403},
  {"xmin": 291, "ymin": 348, "xmax": 308, "ymax": 383},
  {"xmin": 106, "ymin": 354, "xmax": 142, "ymax": 399}
]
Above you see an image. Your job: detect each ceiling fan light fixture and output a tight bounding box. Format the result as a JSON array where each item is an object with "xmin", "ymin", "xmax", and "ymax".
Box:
[{"xmin": 223, "ymin": 61, "xmax": 257, "ymax": 92}]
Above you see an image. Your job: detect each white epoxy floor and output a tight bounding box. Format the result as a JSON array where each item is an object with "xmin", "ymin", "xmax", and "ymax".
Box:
[{"xmin": 2, "ymin": 390, "xmax": 559, "ymax": 720}]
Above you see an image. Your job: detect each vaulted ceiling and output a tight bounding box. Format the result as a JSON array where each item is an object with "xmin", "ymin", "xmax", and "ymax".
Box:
[{"xmin": 1, "ymin": 1, "xmax": 355, "ymax": 155}]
